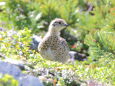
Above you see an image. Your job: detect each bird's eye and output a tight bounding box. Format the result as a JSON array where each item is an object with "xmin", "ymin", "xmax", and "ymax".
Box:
[{"xmin": 58, "ymin": 22, "xmax": 62, "ymax": 24}]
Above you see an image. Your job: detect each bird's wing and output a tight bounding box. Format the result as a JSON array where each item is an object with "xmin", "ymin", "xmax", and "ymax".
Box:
[
  {"xmin": 38, "ymin": 38, "xmax": 49, "ymax": 52},
  {"xmin": 60, "ymin": 37, "xmax": 70, "ymax": 51}
]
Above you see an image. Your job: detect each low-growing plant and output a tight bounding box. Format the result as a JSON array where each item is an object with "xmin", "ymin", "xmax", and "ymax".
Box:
[
  {"xmin": 0, "ymin": 74, "xmax": 18, "ymax": 86},
  {"xmin": 0, "ymin": 28, "xmax": 32, "ymax": 59}
]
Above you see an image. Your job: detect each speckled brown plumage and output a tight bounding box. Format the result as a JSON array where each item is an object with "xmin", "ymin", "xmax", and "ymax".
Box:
[{"xmin": 38, "ymin": 18, "xmax": 70, "ymax": 63}]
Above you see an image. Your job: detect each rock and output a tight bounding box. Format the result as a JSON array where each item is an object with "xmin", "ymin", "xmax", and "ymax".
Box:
[
  {"xmin": 19, "ymin": 75, "xmax": 43, "ymax": 86},
  {"xmin": 0, "ymin": 60, "xmax": 22, "ymax": 79},
  {"xmin": 4, "ymin": 58, "xmax": 25, "ymax": 70},
  {"xmin": 0, "ymin": 27, "xmax": 5, "ymax": 31},
  {"xmin": 0, "ymin": 60, "xmax": 44, "ymax": 86},
  {"xmin": 30, "ymin": 35, "xmax": 42, "ymax": 51},
  {"xmin": 69, "ymin": 51, "xmax": 87, "ymax": 61}
]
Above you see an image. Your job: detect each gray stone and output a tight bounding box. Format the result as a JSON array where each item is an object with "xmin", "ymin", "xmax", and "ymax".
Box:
[
  {"xmin": 30, "ymin": 35, "xmax": 42, "ymax": 51},
  {"xmin": 0, "ymin": 60, "xmax": 44, "ymax": 86},
  {"xmin": 0, "ymin": 60, "xmax": 22, "ymax": 79},
  {"xmin": 0, "ymin": 27, "xmax": 5, "ymax": 31},
  {"xmin": 19, "ymin": 75, "xmax": 43, "ymax": 86},
  {"xmin": 4, "ymin": 58, "xmax": 25, "ymax": 70},
  {"xmin": 69, "ymin": 51, "xmax": 87, "ymax": 61}
]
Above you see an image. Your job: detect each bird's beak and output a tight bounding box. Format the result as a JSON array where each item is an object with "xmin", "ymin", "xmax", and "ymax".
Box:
[{"xmin": 64, "ymin": 24, "xmax": 69, "ymax": 27}]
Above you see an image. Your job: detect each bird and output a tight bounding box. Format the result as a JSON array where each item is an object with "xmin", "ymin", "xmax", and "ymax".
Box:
[{"xmin": 38, "ymin": 18, "xmax": 70, "ymax": 63}]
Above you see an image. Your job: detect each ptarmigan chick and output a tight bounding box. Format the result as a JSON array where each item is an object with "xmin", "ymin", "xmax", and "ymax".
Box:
[{"xmin": 38, "ymin": 18, "xmax": 70, "ymax": 63}]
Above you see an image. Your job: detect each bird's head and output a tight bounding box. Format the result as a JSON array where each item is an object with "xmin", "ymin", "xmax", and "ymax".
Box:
[{"xmin": 49, "ymin": 18, "xmax": 69, "ymax": 32}]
